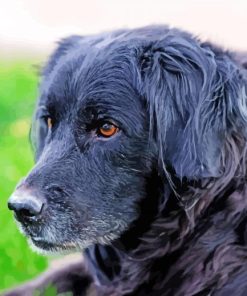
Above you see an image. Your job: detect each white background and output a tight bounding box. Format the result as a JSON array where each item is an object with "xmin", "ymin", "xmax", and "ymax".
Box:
[{"xmin": 0, "ymin": 0, "xmax": 246, "ymax": 56}]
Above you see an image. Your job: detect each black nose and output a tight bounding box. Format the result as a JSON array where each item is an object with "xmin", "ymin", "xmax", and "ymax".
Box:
[{"xmin": 8, "ymin": 189, "xmax": 44, "ymax": 220}]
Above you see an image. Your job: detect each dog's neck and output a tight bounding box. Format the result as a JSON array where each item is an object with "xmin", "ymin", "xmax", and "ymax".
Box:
[{"xmin": 84, "ymin": 178, "xmax": 247, "ymax": 295}]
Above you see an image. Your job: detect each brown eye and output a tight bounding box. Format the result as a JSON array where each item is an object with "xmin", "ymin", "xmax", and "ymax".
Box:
[
  {"xmin": 98, "ymin": 122, "xmax": 119, "ymax": 138},
  {"xmin": 47, "ymin": 117, "xmax": 53, "ymax": 129}
]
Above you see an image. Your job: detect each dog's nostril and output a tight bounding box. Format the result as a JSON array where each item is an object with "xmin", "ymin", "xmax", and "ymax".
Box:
[
  {"xmin": 8, "ymin": 190, "xmax": 45, "ymax": 220},
  {"xmin": 20, "ymin": 209, "xmax": 34, "ymax": 217},
  {"xmin": 8, "ymin": 200, "xmax": 44, "ymax": 218}
]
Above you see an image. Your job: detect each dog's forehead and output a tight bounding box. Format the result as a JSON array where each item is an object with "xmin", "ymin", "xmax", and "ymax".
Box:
[
  {"xmin": 39, "ymin": 44, "xmax": 141, "ymax": 112},
  {"xmin": 39, "ymin": 25, "xmax": 198, "ymax": 109}
]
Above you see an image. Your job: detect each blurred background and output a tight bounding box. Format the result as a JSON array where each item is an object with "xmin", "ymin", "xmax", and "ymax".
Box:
[{"xmin": 0, "ymin": 0, "xmax": 246, "ymax": 292}]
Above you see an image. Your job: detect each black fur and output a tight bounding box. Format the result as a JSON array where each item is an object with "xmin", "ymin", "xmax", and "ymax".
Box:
[{"xmin": 7, "ymin": 26, "xmax": 247, "ymax": 295}]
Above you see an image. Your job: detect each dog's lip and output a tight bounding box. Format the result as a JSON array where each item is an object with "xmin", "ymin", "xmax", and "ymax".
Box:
[
  {"xmin": 31, "ymin": 236, "xmax": 60, "ymax": 249},
  {"xmin": 31, "ymin": 236, "xmax": 44, "ymax": 242},
  {"xmin": 31, "ymin": 236, "xmax": 56, "ymax": 245},
  {"xmin": 14, "ymin": 212, "xmax": 40, "ymax": 224},
  {"xmin": 30, "ymin": 236, "xmax": 76, "ymax": 250}
]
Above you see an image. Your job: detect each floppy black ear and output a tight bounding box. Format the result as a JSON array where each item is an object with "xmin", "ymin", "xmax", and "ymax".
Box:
[{"xmin": 139, "ymin": 34, "xmax": 247, "ymax": 180}]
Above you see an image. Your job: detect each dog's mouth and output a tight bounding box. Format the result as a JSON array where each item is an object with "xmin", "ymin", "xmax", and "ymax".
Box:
[
  {"xmin": 27, "ymin": 231, "xmax": 123, "ymax": 254},
  {"xmin": 31, "ymin": 237, "xmax": 61, "ymax": 249},
  {"xmin": 15, "ymin": 212, "xmax": 129, "ymax": 253},
  {"xmin": 14, "ymin": 220, "xmax": 75, "ymax": 253},
  {"xmin": 30, "ymin": 236, "xmax": 77, "ymax": 252}
]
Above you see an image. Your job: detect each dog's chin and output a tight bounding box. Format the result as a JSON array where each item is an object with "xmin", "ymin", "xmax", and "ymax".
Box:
[
  {"xmin": 15, "ymin": 218, "xmax": 128, "ymax": 255},
  {"xmin": 28, "ymin": 237, "xmax": 79, "ymax": 255},
  {"xmin": 26, "ymin": 231, "xmax": 122, "ymax": 255}
]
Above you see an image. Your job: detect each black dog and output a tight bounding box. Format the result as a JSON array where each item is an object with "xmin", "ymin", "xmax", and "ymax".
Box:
[{"xmin": 6, "ymin": 26, "xmax": 247, "ymax": 295}]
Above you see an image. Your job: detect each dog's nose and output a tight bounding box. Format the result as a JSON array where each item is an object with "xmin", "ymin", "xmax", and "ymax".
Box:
[{"xmin": 8, "ymin": 189, "xmax": 44, "ymax": 220}]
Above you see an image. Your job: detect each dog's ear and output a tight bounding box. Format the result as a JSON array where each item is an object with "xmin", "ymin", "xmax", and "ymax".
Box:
[{"xmin": 139, "ymin": 36, "xmax": 247, "ymax": 180}]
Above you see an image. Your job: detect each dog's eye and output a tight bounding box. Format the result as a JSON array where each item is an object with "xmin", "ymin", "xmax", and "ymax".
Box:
[
  {"xmin": 97, "ymin": 122, "xmax": 119, "ymax": 138},
  {"xmin": 47, "ymin": 117, "xmax": 53, "ymax": 129}
]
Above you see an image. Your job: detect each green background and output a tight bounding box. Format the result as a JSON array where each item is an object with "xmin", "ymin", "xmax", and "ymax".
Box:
[{"xmin": 0, "ymin": 60, "xmax": 48, "ymax": 291}]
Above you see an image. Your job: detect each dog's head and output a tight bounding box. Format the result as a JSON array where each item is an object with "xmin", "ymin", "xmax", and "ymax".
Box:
[{"xmin": 8, "ymin": 27, "xmax": 247, "ymax": 253}]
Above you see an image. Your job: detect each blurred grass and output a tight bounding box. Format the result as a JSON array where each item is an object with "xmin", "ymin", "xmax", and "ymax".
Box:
[{"xmin": 0, "ymin": 60, "xmax": 48, "ymax": 290}]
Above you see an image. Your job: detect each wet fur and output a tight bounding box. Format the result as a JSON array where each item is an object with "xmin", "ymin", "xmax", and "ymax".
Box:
[{"xmin": 5, "ymin": 26, "xmax": 247, "ymax": 295}]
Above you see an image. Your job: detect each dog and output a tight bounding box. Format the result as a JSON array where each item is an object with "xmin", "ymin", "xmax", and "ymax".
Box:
[{"xmin": 5, "ymin": 26, "xmax": 247, "ymax": 295}]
